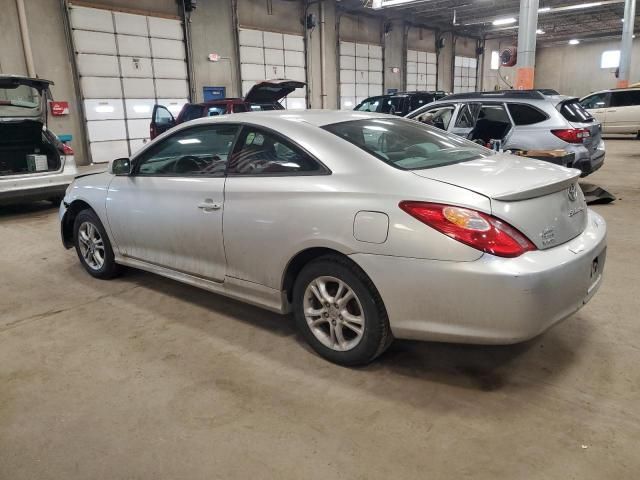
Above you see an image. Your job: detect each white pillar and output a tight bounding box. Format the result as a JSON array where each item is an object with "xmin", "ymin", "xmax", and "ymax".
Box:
[
  {"xmin": 618, "ymin": 0, "xmax": 636, "ymax": 88},
  {"xmin": 514, "ymin": 0, "xmax": 539, "ymax": 89}
]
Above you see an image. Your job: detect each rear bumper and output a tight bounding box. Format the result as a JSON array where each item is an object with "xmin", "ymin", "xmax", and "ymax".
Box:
[
  {"xmin": 351, "ymin": 209, "xmax": 607, "ymax": 344},
  {"xmin": 572, "ymin": 140, "xmax": 605, "ymax": 177},
  {"xmin": 0, "ymin": 162, "xmax": 76, "ymax": 204}
]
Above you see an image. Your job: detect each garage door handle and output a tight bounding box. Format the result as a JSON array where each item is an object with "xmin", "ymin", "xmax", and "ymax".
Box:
[{"xmin": 198, "ymin": 201, "xmax": 221, "ymax": 211}]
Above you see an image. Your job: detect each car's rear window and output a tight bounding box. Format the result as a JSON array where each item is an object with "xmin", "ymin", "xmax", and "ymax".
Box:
[
  {"xmin": 0, "ymin": 84, "xmax": 41, "ymax": 117},
  {"xmin": 322, "ymin": 118, "xmax": 491, "ymax": 170},
  {"xmin": 559, "ymin": 100, "xmax": 593, "ymax": 123}
]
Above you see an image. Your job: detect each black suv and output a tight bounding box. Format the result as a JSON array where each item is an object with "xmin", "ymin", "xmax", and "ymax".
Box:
[{"xmin": 354, "ymin": 91, "xmax": 448, "ymax": 116}]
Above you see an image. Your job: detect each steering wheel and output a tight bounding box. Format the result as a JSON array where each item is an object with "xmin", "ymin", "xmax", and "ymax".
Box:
[{"xmin": 173, "ymin": 155, "xmax": 202, "ymax": 174}]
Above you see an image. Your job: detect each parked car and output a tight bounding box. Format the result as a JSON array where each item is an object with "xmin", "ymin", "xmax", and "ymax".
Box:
[
  {"xmin": 406, "ymin": 90, "xmax": 605, "ymax": 176},
  {"xmin": 579, "ymin": 87, "xmax": 640, "ymax": 137},
  {"xmin": 0, "ymin": 75, "xmax": 76, "ymax": 205},
  {"xmin": 60, "ymin": 111, "xmax": 606, "ymax": 365},
  {"xmin": 150, "ymin": 79, "xmax": 305, "ymax": 139},
  {"xmin": 354, "ymin": 91, "xmax": 448, "ymax": 116}
]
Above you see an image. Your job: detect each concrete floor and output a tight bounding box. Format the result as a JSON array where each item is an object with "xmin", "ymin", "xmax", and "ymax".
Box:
[{"xmin": 1, "ymin": 139, "xmax": 639, "ymax": 479}]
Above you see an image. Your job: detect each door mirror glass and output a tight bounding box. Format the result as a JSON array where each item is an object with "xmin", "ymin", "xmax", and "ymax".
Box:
[{"xmin": 111, "ymin": 157, "xmax": 131, "ymax": 175}]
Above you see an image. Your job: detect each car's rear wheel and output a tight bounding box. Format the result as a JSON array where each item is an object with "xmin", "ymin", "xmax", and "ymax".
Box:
[
  {"xmin": 73, "ymin": 209, "xmax": 122, "ymax": 279},
  {"xmin": 292, "ymin": 255, "xmax": 392, "ymax": 366}
]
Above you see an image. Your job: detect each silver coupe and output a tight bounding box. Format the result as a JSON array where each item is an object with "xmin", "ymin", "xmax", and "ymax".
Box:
[{"xmin": 60, "ymin": 111, "xmax": 607, "ymax": 365}]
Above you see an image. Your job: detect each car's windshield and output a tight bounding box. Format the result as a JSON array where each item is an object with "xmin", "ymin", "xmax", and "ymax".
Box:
[
  {"xmin": 323, "ymin": 118, "xmax": 492, "ymax": 170},
  {"xmin": 0, "ymin": 84, "xmax": 42, "ymax": 117}
]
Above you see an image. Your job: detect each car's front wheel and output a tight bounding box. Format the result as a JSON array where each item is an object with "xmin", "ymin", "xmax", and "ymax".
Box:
[
  {"xmin": 73, "ymin": 209, "xmax": 122, "ymax": 279},
  {"xmin": 293, "ymin": 255, "xmax": 392, "ymax": 366}
]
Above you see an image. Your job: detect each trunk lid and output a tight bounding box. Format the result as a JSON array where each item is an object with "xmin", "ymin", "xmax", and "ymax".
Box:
[
  {"xmin": 412, "ymin": 153, "xmax": 588, "ymax": 249},
  {"xmin": 0, "ymin": 75, "xmax": 52, "ymax": 124},
  {"xmin": 243, "ymin": 79, "xmax": 305, "ymax": 104}
]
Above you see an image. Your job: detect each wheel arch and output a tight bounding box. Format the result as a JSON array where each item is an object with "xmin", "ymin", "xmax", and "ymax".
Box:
[
  {"xmin": 281, "ymin": 247, "xmax": 373, "ymax": 304},
  {"xmin": 61, "ymin": 199, "xmax": 94, "ymax": 248}
]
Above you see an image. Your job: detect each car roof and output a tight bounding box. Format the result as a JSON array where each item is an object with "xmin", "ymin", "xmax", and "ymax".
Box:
[
  {"xmin": 187, "ymin": 110, "xmax": 390, "ymax": 128},
  {"xmin": 585, "ymin": 87, "xmax": 640, "ymax": 95}
]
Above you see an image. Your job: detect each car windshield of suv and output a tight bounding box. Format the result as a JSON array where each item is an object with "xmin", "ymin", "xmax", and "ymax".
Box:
[
  {"xmin": 0, "ymin": 84, "xmax": 41, "ymax": 117},
  {"xmin": 323, "ymin": 118, "xmax": 491, "ymax": 170}
]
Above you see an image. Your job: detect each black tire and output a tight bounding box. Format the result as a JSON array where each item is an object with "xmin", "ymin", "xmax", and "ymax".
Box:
[
  {"xmin": 73, "ymin": 209, "xmax": 122, "ymax": 279},
  {"xmin": 292, "ymin": 255, "xmax": 392, "ymax": 366}
]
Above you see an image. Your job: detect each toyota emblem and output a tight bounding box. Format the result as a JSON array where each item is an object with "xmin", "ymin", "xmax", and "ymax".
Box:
[{"xmin": 568, "ymin": 183, "xmax": 578, "ymax": 201}]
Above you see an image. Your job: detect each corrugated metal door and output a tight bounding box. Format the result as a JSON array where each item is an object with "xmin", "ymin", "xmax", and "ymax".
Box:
[
  {"xmin": 339, "ymin": 42, "xmax": 383, "ymax": 110},
  {"xmin": 69, "ymin": 4, "xmax": 189, "ymax": 163},
  {"xmin": 406, "ymin": 50, "xmax": 437, "ymax": 91},
  {"xmin": 238, "ymin": 28, "xmax": 307, "ymax": 110},
  {"xmin": 453, "ymin": 55, "xmax": 477, "ymax": 94}
]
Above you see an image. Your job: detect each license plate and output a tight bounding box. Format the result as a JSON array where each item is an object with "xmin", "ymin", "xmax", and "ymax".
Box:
[{"xmin": 585, "ymin": 248, "xmax": 606, "ymax": 301}]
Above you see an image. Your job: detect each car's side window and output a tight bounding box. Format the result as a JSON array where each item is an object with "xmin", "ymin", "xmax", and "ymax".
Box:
[
  {"xmin": 181, "ymin": 105, "xmax": 204, "ymax": 122},
  {"xmin": 415, "ymin": 105, "xmax": 455, "ymax": 130},
  {"xmin": 610, "ymin": 91, "xmax": 640, "ymax": 108},
  {"xmin": 135, "ymin": 125, "xmax": 240, "ymax": 177},
  {"xmin": 208, "ymin": 106, "xmax": 226, "ymax": 116},
  {"xmin": 581, "ymin": 93, "xmax": 609, "ymax": 109},
  {"xmin": 227, "ymin": 127, "xmax": 324, "ymax": 175},
  {"xmin": 506, "ymin": 103, "xmax": 548, "ymax": 125}
]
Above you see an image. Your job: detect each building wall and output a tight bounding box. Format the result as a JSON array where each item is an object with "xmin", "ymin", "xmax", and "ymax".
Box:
[
  {"xmin": 480, "ymin": 37, "xmax": 518, "ymax": 91},
  {"xmin": 535, "ymin": 38, "xmax": 640, "ymax": 97},
  {"xmin": 384, "ymin": 20, "xmax": 405, "ymax": 93},
  {"xmin": 190, "ymin": 0, "xmax": 240, "ymax": 100},
  {"xmin": 0, "ymin": 0, "xmax": 87, "ymax": 163}
]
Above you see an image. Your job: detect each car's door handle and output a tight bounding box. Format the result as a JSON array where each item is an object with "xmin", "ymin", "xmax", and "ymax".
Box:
[
  {"xmin": 606, "ymin": 109, "xmax": 617, "ymax": 112},
  {"xmin": 197, "ymin": 200, "xmax": 221, "ymax": 211}
]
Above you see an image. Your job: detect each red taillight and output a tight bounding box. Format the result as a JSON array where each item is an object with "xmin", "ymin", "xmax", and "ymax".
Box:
[
  {"xmin": 551, "ymin": 128, "xmax": 590, "ymax": 144},
  {"xmin": 61, "ymin": 143, "xmax": 74, "ymax": 155},
  {"xmin": 399, "ymin": 201, "xmax": 536, "ymax": 258}
]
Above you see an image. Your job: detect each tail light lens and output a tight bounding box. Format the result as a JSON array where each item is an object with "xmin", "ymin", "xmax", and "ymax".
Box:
[
  {"xmin": 399, "ymin": 201, "xmax": 536, "ymax": 258},
  {"xmin": 61, "ymin": 143, "xmax": 74, "ymax": 155},
  {"xmin": 551, "ymin": 128, "xmax": 590, "ymax": 144}
]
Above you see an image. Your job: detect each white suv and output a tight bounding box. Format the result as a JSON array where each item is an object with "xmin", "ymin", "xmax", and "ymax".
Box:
[
  {"xmin": 0, "ymin": 75, "xmax": 77, "ymax": 205},
  {"xmin": 580, "ymin": 88, "xmax": 640, "ymax": 137}
]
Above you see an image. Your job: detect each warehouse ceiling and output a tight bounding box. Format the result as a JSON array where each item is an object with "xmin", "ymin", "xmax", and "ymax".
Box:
[{"xmin": 337, "ymin": 0, "xmax": 640, "ymax": 45}]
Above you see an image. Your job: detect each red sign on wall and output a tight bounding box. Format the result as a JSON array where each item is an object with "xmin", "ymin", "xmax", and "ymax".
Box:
[{"xmin": 50, "ymin": 101, "xmax": 69, "ymax": 116}]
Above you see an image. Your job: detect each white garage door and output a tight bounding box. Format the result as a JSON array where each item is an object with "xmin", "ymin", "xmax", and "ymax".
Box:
[
  {"xmin": 406, "ymin": 50, "xmax": 437, "ymax": 91},
  {"xmin": 238, "ymin": 28, "xmax": 307, "ymax": 110},
  {"xmin": 69, "ymin": 4, "xmax": 189, "ymax": 163},
  {"xmin": 339, "ymin": 42, "xmax": 383, "ymax": 110},
  {"xmin": 453, "ymin": 55, "xmax": 477, "ymax": 94}
]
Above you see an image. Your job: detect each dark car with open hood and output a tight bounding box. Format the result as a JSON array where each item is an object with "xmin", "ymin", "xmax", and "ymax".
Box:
[{"xmin": 0, "ymin": 75, "xmax": 77, "ymax": 205}]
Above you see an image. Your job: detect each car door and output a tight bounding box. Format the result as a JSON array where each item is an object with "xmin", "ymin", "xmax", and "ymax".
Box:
[
  {"xmin": 150, "ymin": 105, "xmax": 176, "ymax": 139},
  {"xmin": 450, "ymin": 102, "xmax": 481, "ymax": 137},
  {"xmin": 106, "ymin": 123, "xmax": 240, "ymax": 281},
  {"xmin": 607, "ymin": 90, "xmax": 640, "ymax": 134},
  {"xmin": 580, "ymin": 92, "xmax": 610, "ymax": 132},
  {"xmin": 222, "ymin": 125, "xmax": 329, "ymax": 288}
]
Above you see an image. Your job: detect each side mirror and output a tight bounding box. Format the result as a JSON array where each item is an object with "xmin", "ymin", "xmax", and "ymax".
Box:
[{"xmin": 111, "ymin": 157, "xmax": 131, "ymax": 176}]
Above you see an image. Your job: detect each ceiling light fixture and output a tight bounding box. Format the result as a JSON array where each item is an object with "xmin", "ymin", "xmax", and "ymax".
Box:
[
  {"xmin": 538, "ymin": 6, "xmax": 551, "ymax": 12},
  {"xmin": 371, "ymin": 0, "xmax": 427, "ymax": 8},
  {"xmin": 564, "ymin": 2, "xmax": 603, "ymax": 9},
  {"xmin": 493, "ymin": 17, "xmax": 517, "ymax": 25},
  {"xmin": 569, "ymin": 39, "xmax": 580, "ymax": 45},
  {"xmin": 536, "ymin": 29, "xmax": 545, "ymax": 34}
]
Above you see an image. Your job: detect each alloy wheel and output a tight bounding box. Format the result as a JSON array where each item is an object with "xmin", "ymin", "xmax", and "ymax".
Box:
[
  {"xmin": 77, "ymin": 221, "xmax": 105, "ymax": 271},
  {"xmin": 303, "ymin": 276, "xmax": 365, "ymax": 352}
]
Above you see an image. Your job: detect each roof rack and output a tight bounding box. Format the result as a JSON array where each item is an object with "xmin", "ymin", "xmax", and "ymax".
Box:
[{"xmin": 442, "ymin": 90, "xmax": 547, "ymax": 101}]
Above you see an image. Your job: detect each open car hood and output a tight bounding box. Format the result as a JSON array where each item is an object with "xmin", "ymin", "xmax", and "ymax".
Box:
[{"xmin": 243, "ymin": 79, "xmax": 305, "ymax": 104}]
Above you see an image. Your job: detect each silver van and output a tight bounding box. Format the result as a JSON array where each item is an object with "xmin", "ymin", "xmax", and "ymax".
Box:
[{"xmin": 580, "ymin": 88, "xmax": 640, "ymax": 137}]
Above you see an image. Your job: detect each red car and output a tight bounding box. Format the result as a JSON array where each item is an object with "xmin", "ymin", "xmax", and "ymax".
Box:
[{"xmin": 150, "ymin": 79, "xmax": 305, "ymax": 139}]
